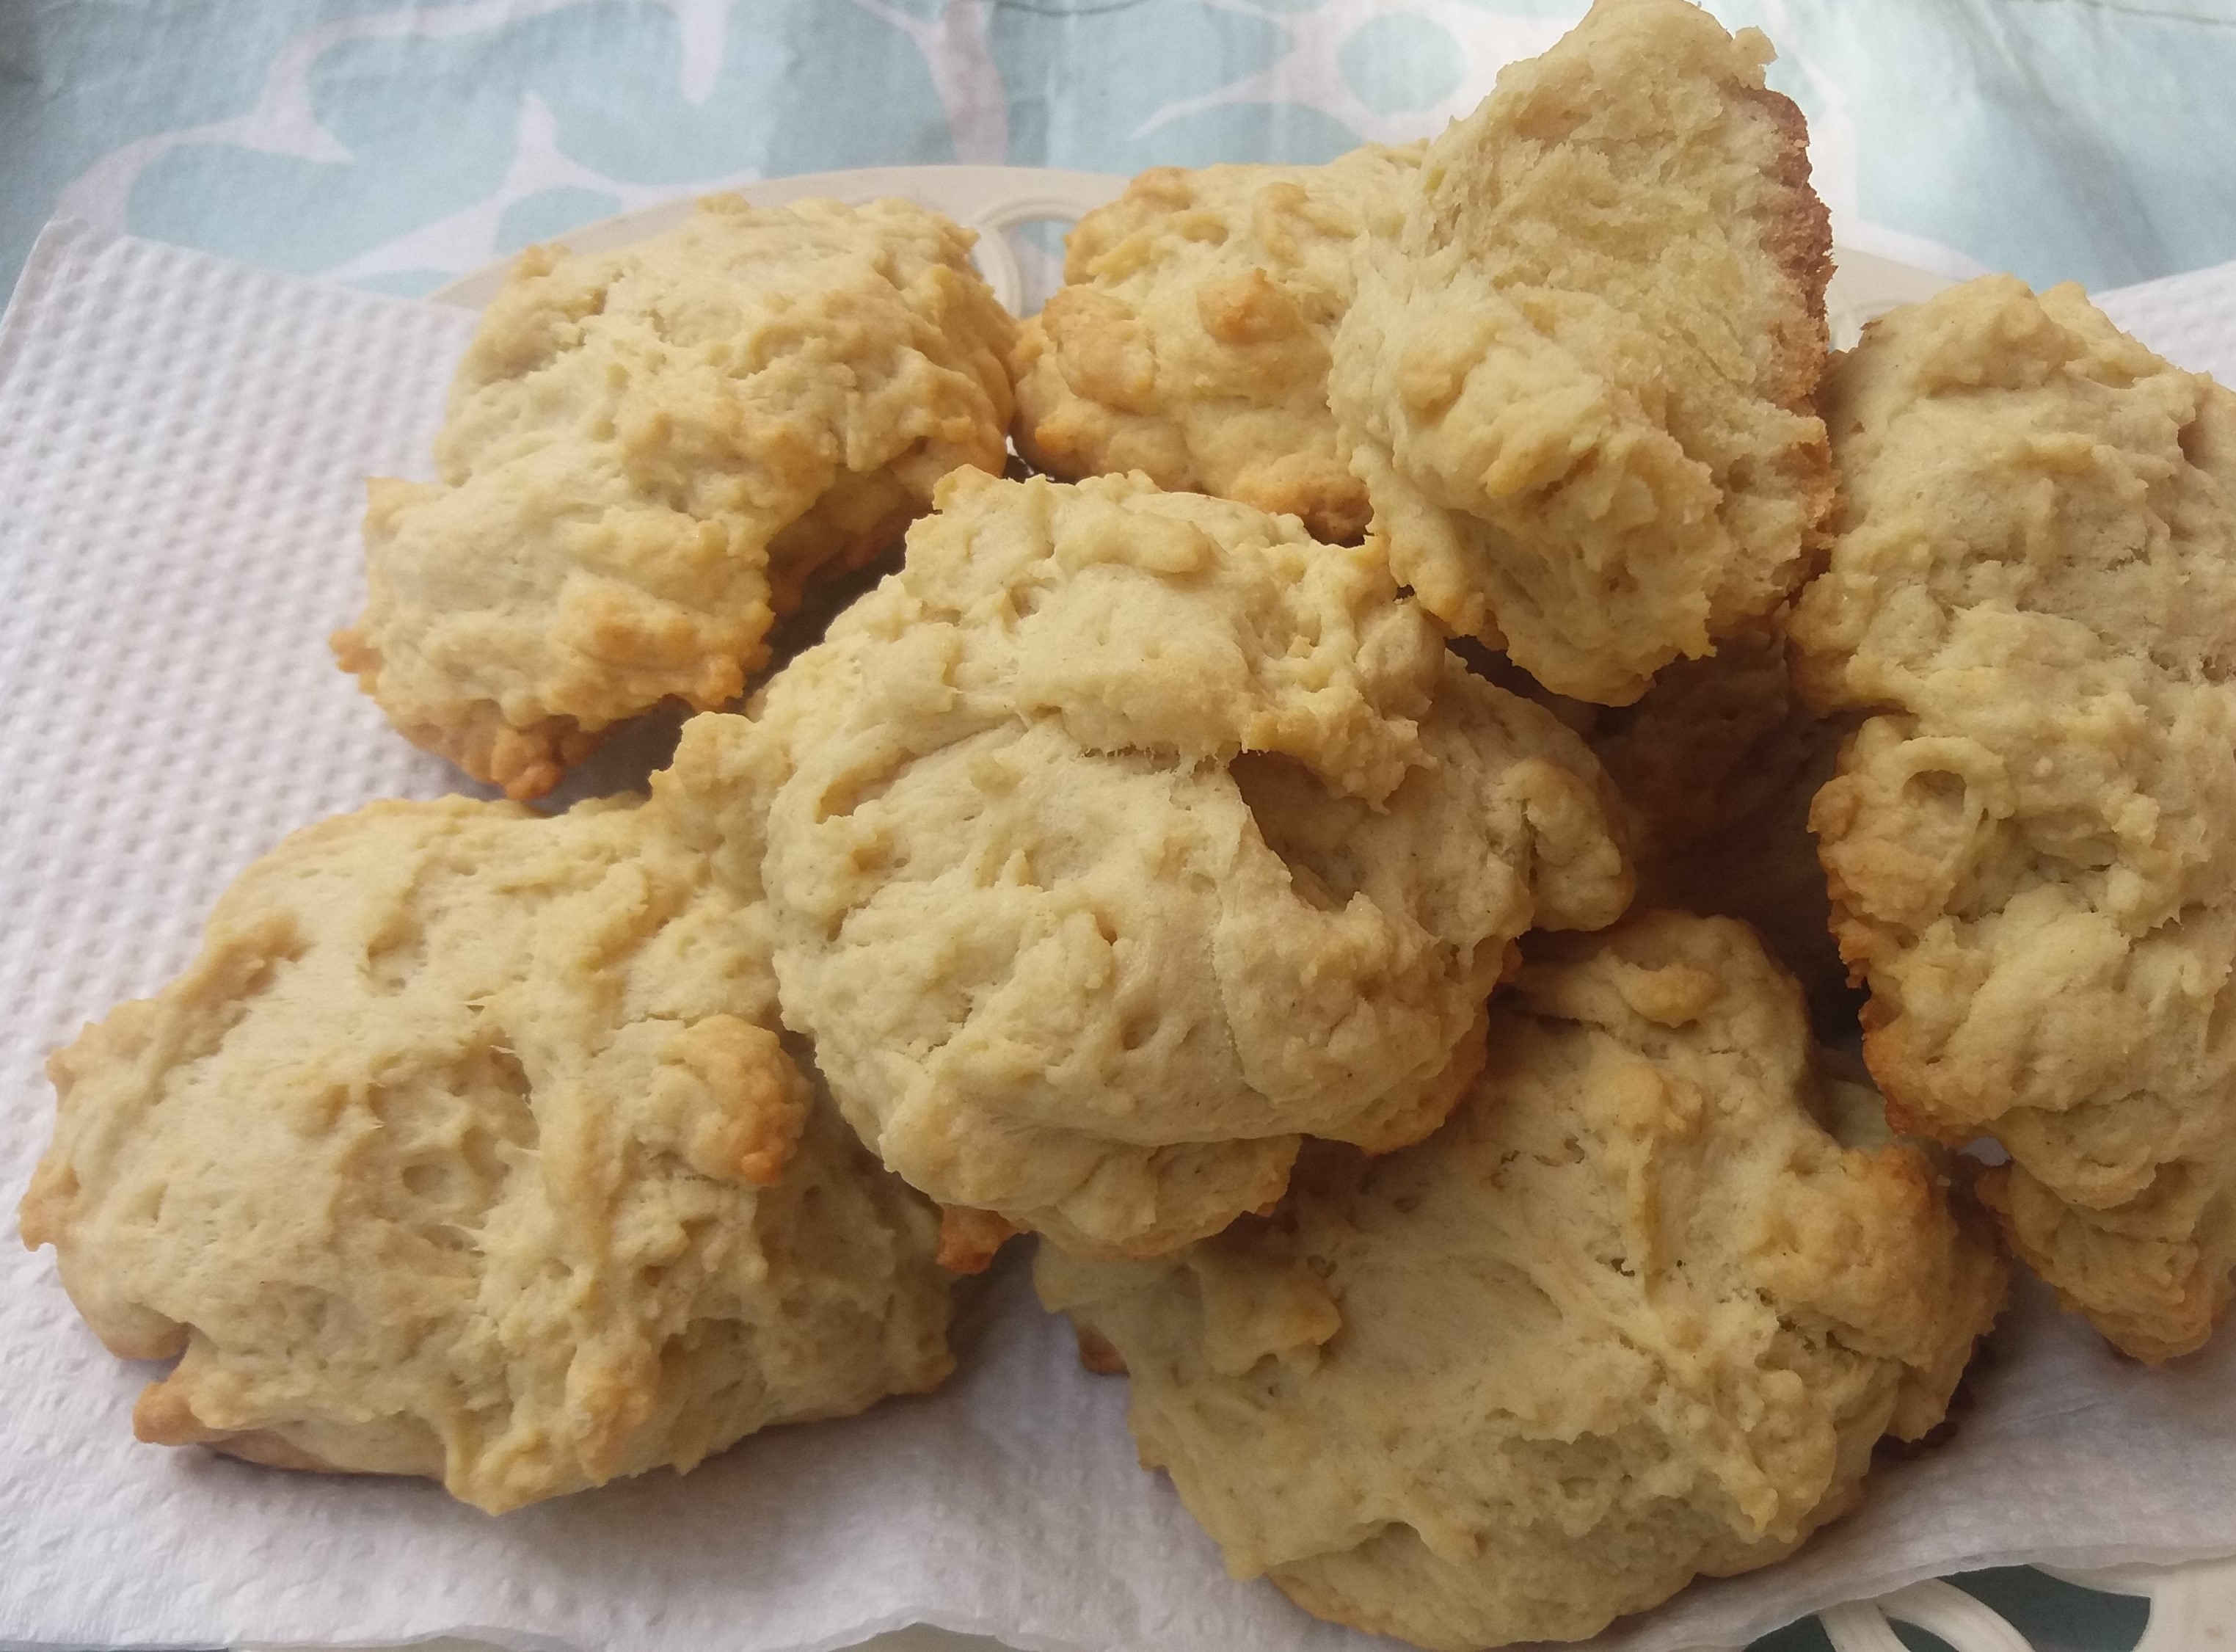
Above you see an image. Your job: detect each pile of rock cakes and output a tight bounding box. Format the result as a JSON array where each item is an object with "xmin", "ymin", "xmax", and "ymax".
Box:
[{"xmin": 23, "ymin": 1, "xmax": 2236, "ymax": 1645}]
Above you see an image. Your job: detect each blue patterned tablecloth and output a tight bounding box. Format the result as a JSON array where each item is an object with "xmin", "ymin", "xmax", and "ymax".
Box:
[{"xmin": 4, "ymin": 0, "xmax": 2234, "ymax": 306}]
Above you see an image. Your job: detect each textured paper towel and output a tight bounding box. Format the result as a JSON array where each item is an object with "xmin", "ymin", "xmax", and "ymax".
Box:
[{"xmin": 1, "ymin": 221, "xmax": 2235, "ymax": 1652}]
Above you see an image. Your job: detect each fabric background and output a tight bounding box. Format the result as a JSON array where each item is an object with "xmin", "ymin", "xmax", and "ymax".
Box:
[{"xmin": 4, "ymin": 0, "xmax": 2234, "ymax": 308}]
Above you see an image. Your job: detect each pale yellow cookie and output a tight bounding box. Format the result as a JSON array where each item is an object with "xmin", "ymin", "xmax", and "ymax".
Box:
[
  {"xmin": 666, "ymin": 468, "xmax": 1634, "ymax": 1259},
  {"xmin": 1039, "ymin": 912, "xmax": 2006, "ymax": 1651},
  {"xmin": 1012, "ymin": 145, "xmax": 1422, "ymax": 542},
  {"xmin": 334, "ymin": 196, "xmax": 1016, "ymax": 800},
  {"xmin": 19, "ymin": 795, "xmax": 952, "ymax": 1513},
  {"xmin": 1330, "ymin": 0, "xmax": 1835, "ymax": 705},
  {"xmin": 1792, "ymin": 274, "xmax": 2236, "ymax": 1363}
]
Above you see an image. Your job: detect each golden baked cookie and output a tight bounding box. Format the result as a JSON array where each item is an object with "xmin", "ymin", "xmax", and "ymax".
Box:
[
  {"xmin": 1039, "ymin": 912, "xmax": 2007, "ymax": 1651},
  {"xmin": 668, "ymin": 468, "xmax": 1634, "ymax": 1259},
  {"xmin": 1792, "ymin": 274, "xmax": 2236, "ymax": 1362},
  {"xmin": 1330, "ymin": 0, "xmax": 1835, "ymax": 705},
  {"xmin": 1011, "ymin": 144, "xmax": 1422, "ymax": 542},
  {"xmin": 334, "ymin": 196, "xmax": 1016, "ymax": 800},
  {"xmin": 19, "ymin": 795, "xmax": 953, "ymax": 1513}
]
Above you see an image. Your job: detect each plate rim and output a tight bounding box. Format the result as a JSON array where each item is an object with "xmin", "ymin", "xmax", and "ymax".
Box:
[{"xmin": 426, "ymin": 161, "xmax": 1954, "ymax": 345}]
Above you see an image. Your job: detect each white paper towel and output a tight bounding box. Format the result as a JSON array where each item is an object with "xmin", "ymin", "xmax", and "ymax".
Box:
[{"xmin": 3, "ymin": 221, "xmax": 2235, "ymax": 1652}]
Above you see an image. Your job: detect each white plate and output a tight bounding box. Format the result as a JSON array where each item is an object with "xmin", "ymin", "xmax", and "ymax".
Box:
[
  {"xmin": 429, "ymin": 161, "xmax": 1951, "ymax": 347},
  {"xmin": 429, "ymin": 164, "xmax": 1126, "ymax": 316}
]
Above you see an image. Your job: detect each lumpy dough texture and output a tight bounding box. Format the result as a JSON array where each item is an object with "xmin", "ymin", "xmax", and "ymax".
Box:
[
  {"xmin": 19, "ymin": 796, "xmax": 953, "ymax": 1513},
  {"xmin": 1791, "ymin": 274, "xmax": 2236, "ymax": 1363},
  {"xmin": 666, "ymin": 469, "xmax": 1634, "ymax": 1259},
  {"xmin": 1011, "ymin": 145, "xmax": 1422, "ymax": 543},
  {"xmin": 1038, "ymin": 912, "xmax": 2007, "ymax": 1651},
  {"xmin": 1330, "ymin": 0, "xmax": 1835, "ymax": 705},
  {"xmin": 334, "ymin": 196, "xmax": 1016, "ymax": 800}
]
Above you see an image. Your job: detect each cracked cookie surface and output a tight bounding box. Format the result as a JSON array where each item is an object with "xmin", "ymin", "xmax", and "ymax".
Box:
[
  {"xmin": 1793, "ymin": 273, "xmax": 2236, "ymax": 1362},
  {"xmin": 1039, "ymin": 912, "xmax": 2006, "ymax": 1651},
  {"xmin": 335, "ymin": 196, "xmax": 1014, "ymax": 799},
  {"xmin": 1012, "ymin": 144, "xmax": 1421, "ymax": 543},
  {"xmin": 669, "ymin": 469, "xmax": 1633, "ymax": 1259},
  {"xmin": 21, "ymin": 793, "xmax": 953, "ymax": 1513},
  {"xmin": 1331, "ymin": 0, "xmax": 1835, "ymax": 705}
]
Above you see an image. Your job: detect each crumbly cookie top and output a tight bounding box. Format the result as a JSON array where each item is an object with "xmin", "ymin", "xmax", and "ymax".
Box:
[
  {"xmin": 1039, "ymin": 912, "xmax": 2006, "ymax": 1651},
  {"xmin": 663, "ymin": 470, "xmax": 1633, "ymax": 1258},
  {"xmin": 335, "ymin": 195, "xmax": 1015, "ymax": 798},
  {"xmin": 20, "ymin": 796, "xmax": 952, "ymax": 1511},
  {"xmin": 1331, "ymin": 0, "xmax": 1834, "ymax": 704},
  {"xmin": 1011, "ymin": 145, "xmax": 1423, "ymax": 542},
  {"xmin": 1792, "ymin": 273, "xmax": 2236, "ymax": 1361}
]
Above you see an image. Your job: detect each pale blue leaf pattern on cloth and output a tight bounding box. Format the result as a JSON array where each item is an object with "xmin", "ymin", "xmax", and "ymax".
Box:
[
  {"xmin": 495, "ymin": 186, "xmax": 626, "ymax": 253},
  {"xmin": 1339, "ymin": 15, "xmax": 1469, "ymax": 116},
  {"xmin": 1736, "ymin": 0, "xmax": 2236, "ymax": 290},
  {"xmin": 4, "ymin": 0, "xmax": 2234, "ymax": 316},
  {"xmin": 842, "ymin": 0, "xmax": 1009, "ymax": 161},
  {"xmin": 989, "ymin": 1, "xmax": 1299, "ymax": 167},
  {"xmin": 0, "ymin": 0, "xmax": 412, "ymax": 294},
  {"xmin": 1110, "ymin": 1, "xmax": 1576, "ymax": 153},
  {"xmin": 109, "ymin": 1, "xmax": 961, "ymax": 282}
]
